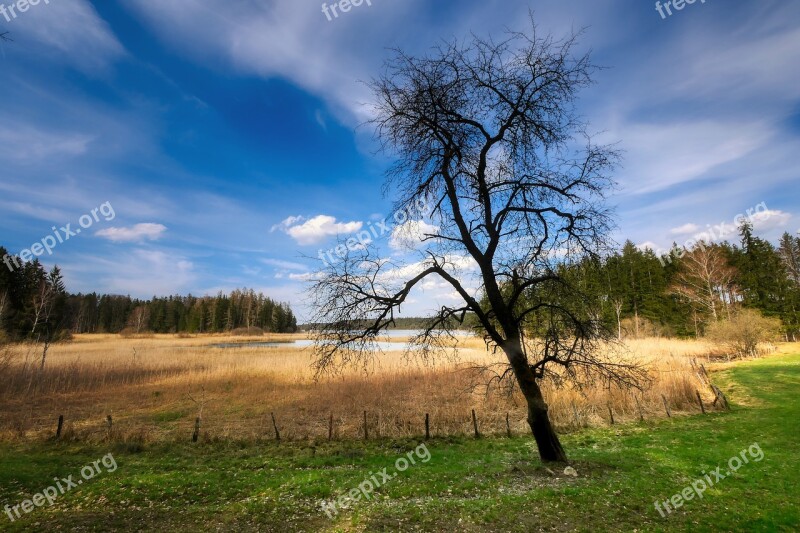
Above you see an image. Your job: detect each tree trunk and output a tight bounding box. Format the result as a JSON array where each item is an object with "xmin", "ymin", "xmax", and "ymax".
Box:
[
  {"xmin": 504, "ymin": 341, "xmax": 568, "ymax": 463},
  {"xmin": 40, "ymin": 339, "xmax": 50, "ymax": 371},
  {"xmin": 524, "ymin": 381, "xmax": 567, "ymax": 462}
]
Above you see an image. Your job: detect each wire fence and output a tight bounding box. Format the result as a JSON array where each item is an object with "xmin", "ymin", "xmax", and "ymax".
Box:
[{"xmin": 4, "ymin": 384, "xmax": 729, "ymax": 446}]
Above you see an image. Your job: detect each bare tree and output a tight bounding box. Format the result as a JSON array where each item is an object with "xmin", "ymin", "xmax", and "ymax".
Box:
[
  {"xmin": 30, "ymin": 267, "xmax": 66, "ymax": 371},
  {"xmin": 778, "ymin": 233, "xmax": 800, "ymax": 286},
  {"xmin": 669, "ymin": 242, "xmax": 738, "ymax": 324},
  {"xmin": 611, "ymin": 298, "xmax": 624, "ymax": 341},
  {"xmin": 30, "ymin": 279, "xmax": 55, "ymax": 337},
  {"xmin": 310, "ymin": 22, "xmax": 647, "ymax": 463},
  {"xmin": 127, "ymin": 305, "xmax": 151, "ymax": 334}
]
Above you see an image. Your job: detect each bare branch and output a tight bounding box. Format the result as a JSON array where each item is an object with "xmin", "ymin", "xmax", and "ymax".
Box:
[{"xmin": 309, "ymin": 17, "xmax": 636, "ymax": 462}]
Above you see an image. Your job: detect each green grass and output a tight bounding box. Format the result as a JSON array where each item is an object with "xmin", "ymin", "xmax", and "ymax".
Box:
[{"xmin": 1, "ymin": 354, "xmax": 799, "ymax": 532}]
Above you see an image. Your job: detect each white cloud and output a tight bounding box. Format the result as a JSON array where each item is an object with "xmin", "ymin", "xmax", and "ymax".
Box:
[
  {"xmin": 96, "ymin": 223, "xmax": 167, "ymax": 243},
  {"xmin": 381, "ymin": 253, "xmax": 479, "ymax": 283},
  {"xmin": 636, "ymin": 241, "xmax": 659, "ymax": 252},
  {"xmin": 287, "ymin": 272, "xmax": 321, "ymax": 282},
  {"xmin": 270, "ymin": 215, "xmax": 304, "ymax": 233},
  {"xmin": 751, "ymin": 209, "xmax": 792, "ymax": 232},
  {"xmin": 389, "ymin": 220, "xmax": 440, "ymax": 250},
  {"xmin": 669, "ymin": 223, "xmax": 700, "ymax": 236},
  {"xmin": 272, "ymin": 215, "xmax": 362, "ymax": 246}
]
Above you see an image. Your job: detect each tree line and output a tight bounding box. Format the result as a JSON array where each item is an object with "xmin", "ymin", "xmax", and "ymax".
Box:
[
  {"xmin": 534, "ymin": 223, "xmax": 800, "ymax": 341},
  {"xmin": 0, "ymin": 245, "xmax": 298, "ymax": 342}
]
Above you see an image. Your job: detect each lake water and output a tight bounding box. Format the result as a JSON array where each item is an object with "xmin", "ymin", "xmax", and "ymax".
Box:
[{"xmin": 211, "ymin": 329, "xmax": 474, "ymax": 350}]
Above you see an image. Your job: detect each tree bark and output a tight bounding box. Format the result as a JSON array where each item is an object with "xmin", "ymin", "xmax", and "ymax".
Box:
[
  {"xmin": 505, "ymin": 341, "xmax": 568, "ymax": 463},
  {"xmin": 40, "ymin": 339, "xmax": 50, "ymax": 371}
]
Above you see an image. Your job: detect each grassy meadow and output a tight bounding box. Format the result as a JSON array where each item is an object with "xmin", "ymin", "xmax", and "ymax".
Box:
[
  {"xmin": 0, "ymin": 340, "xmax": 797, "ymax": 531},
  {"xmin": 1, "ymin": 334, "xmax": 732, "ymax": 444}
]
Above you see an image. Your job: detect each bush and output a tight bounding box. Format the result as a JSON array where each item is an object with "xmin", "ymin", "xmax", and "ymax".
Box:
[
  {"xmin": 119, "ymin": 328, "xmax": 154, "ymax": 339},
  {"xmin": 706, "ymin": 309, "xmax": 782, "ymax": 358},
  {"xmin": 230, "ymin": 327, "xmax": 265, "ymax": 336},
  {"xmin": 0, "ymin": 342, "xmax": 14, "ymax": 376},
  {"xmin": 53, "ymin": 329, "xmax": 73, "ymax": 343},
  {"xmin": 620, "ymin": 317, "xmax": 672, "ymax": 339}
]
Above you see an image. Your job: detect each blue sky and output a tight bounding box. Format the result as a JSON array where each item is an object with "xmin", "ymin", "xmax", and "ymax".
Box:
[{"xmin": 1, "ymin": 0, "xmax": 798, "ymax": 320}]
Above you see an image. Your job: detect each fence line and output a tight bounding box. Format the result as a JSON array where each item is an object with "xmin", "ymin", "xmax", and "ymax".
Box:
[{"xmin": 20, "ymin": 389, "xmax": 730, "ymax": 445}]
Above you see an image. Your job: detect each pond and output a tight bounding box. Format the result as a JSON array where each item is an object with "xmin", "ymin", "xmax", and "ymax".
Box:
[
  {"xmin": 211, "ymin": 339, "xmax": 405, "ymax": 351},
  {"xmin": 211, "ymin": 329, "xmax": 474, "ymax": 351}
]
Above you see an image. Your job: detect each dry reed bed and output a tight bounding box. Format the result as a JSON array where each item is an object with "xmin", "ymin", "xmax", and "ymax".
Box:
[{"xmin": 0, "ymin": 335, "xmax": 741, "ymax": 443}]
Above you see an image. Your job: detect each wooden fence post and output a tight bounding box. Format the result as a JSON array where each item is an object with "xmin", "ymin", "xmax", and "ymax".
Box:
[
  {"xmin": 607, "ymin": 404, "xmax": 615, "ymax": 425},
  {"xmin": 634, "ymin": 395, "xmax": 644, "ymax": 422},
  {"xmin": 699, "ymin": 363, "xmax": 710, "ymax": 382},
  {"xmin": 106, "ymin": 415, "xmax": 113, "ymax": 438},
  {"xmin": 56, "ymin": 415, "xmax": 64, "ymax": 439},
  {"xmin": 471, "ymin": 409, "xmax": 480, "ymax": 438},
  {"xmin": 661, "ymin": 395, "xmax": 672, "ymax": 418},
  {"xmin": 425, "ymin": 413, "xmax": 430, "ymax": 440},
  {"xmin": 571, "ymin": 401, "xmax": 581, "ymax": 427},
  {"xmin": 270, "ymin": 412, "xmax": 280, "ymax": 442},
  {"xmin": 192, "ymin": 417, "xmax": 201, "ymax": 443},
  {"xmin": 506, "ymin": 413, "xmax": 511, "ymax": 438},
  {"xmin": 696, "ymin": 390, "xmax": 706, "ymax": 414},
  {"xmin": 711, "ymin": 384, "xmax": 730, "ymax": 410}
]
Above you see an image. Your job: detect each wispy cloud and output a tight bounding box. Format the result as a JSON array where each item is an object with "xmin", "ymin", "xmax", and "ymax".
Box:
[
  {"xmin": 96, "ymin": 223, "xmax": 167, "ymax": 243},
  {"xmin": 62, "ymin": 249, "xmax": 195, "ymax": 298},
  {"xmin": 2, "ymin": 0, "xmax": 798, "ymax": 321},
  {"xmin": 261, "ymin": 258, "xmax": 309, "ymax": 271},
  {"xmin": 0, "ymin": 124, "xmax": 93, "ymax": 163},
  {"xmin": 16, "ymin": 0, "xmax": 125, "ymax": 72}
]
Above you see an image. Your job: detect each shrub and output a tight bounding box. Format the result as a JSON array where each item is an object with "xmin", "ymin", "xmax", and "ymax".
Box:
[
  {"xmin": 53, "ymin": 329, "xmax": 73, "ymax": 343},
  {"xmin": 0, "ymin": 343, "xmax": 12, "ymax": 374},
  {"xmin": 620, "ymin": 317, "xmax": 672, "ymax": 339},
  {"xmin": 706, "ymin": 309, "xmax": 782, "ymax": 359},
  {"xmin": 119, "ymin": 328, "xmax": 154, "ymax": 339}
]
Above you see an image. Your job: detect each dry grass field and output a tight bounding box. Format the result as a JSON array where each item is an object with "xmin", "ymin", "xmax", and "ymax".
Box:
[{"xmin": 0, "ymin": 334, "xmax": 784, "ymax": 444}]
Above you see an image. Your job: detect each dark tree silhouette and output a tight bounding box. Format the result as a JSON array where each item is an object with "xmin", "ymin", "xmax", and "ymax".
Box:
[{"xmin": 310, "ymin": 21, "xmax": 646, "ymax": 462}]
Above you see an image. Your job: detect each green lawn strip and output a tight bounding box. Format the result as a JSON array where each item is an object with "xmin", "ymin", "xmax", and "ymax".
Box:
[{"xmin": 0, "ymin": 354, "xmax": 798, "ymax": 532}]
